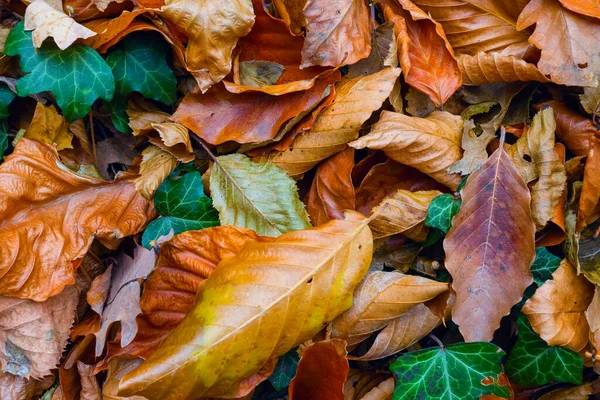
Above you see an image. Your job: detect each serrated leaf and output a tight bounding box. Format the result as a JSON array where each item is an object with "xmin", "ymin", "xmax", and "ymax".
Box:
[
  {"xmin": 210, "ymin": 153, "xmax": 311, "ymax": 237},
  {"xmin": 4, "ymin": 22, "xmax": 114, "ymax": 122},
  {"xmin": 390, "ymin": 342, "xmax": 509, "ymax": 400},
  {"xmin": 425, "ymin": 193, "xmax": 461, "ymax": 234},
  {"xmin": 506, "ymin": 315, "xmax": 583, "ymax": 386},
  {"xmin": 142, "ymin": 170, "xmax": 219, "ymax": 248},
  {"xmin": 269, "ymin": 349, "xmax": 300, "ymax": 391}
]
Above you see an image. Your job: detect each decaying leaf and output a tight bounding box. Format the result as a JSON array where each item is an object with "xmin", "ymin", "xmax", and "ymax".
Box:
[
  {"xmin": 458, "ymin": 52, "xmax": 549, "ymax": 85},
  {"xmin": 444, "ymin": 136, "xmax": 536, "ymax": 341},
  {"xmin": 24, "ymin": 102, "xmax": 73, "ymax": 151},
  {"xmin": 448, "ymin": 119, "xmax": 494, "ymax": 175},
  {"xmin": 578, "ymin": 136, "xmax": 600, "ymax": 231},
  {"xmin": 118, "ymin": 212, "xmax": 373, "ymax": 399},
  {"xmin": 134, "ymin": 146, "xmax": 179, "ymax": 200}
]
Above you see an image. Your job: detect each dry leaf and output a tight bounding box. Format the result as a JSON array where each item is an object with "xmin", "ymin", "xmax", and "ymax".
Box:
[
  {"xmin": 160, "ymin": 0, "xmax": 255, "ymax": 92},
  {"xmin": 330, "ymin": 271, "xmax": 448, "ymax": 346},
  {"xmin": 0, "ymin": 286, "xmax": 78, "ymax": 379},
  {"xmin": 103, "ymin": 357, "xmax": 146, "ymax": 400},
  {"xmin": 523, "ymin": 259, "xmax": 594, "ymax": 352},
  {"xmin": 272, "ymin": 0, "xmax": 307, "ymax": 35},
  {"xmin": 289, "ymin": 339, "xmax": 348, "ymax": 400},
  {"xmin": 134, "ymin": 146, "xmax": 179, "ymax": 200},
  {"xmin": 148, "ymin": 122, "xmax": 194, "ymax": 163},
  {"xmin": 301, "ymin": 0, "xmax": 371, "ymax": 68},
  {"xmin": 369, "ymin": 189, "xmax": 441, "ymax": 241},
  {"xmin": 307, "ymin": 148, "xmax": 356, "ymax": 226},
  {"xmin": 0, "ymin": 139, "xmax": 154, "ymax": 301},
  {"xmin": 538, "ymin": 380, "xmax": 596, "ymax": 400},
  {"xmin": 448, "ymin": 119, "xmax": 494, "ymax": 175},
  {"xmin": 0, "ymin": 373, "xmax": 54, "ymax": 400},
  {"xmin": 444, "ymin": 137, "xmax": 536, "ymax": 341},
  {"xmin": 343, "ymin": 370, "xmax": 394, "ymax": 400},
  {"xmin": 24, "ymin": 0, "xmax": 96, "ymax": 50},
  {"xmin": 586, "ymin": 286, "xmax": 600, "ymax": 358},
  {"xmin": 25, "ymin": 102, "xmax": 73, "ymax": 151},
  {"xmin": 347, "ymin": 21, "xmax": 398, "ymax": 78},
  {"xmin": 118, "ymin": 212, "xmax": 373, "ymax": 399},
  {"xmin": 77, "ymin": 362, "xmax": 102, "ymax": 400},
  {"xmin": 458, "ymin": 52, "xmax": 549, "ymax": 85},
  {"xmin": 578, "ymin": 136, "xmax": 600, "ymax": 231},
  {"xmin": 536, "ymin": 143, "xmax": 567, "ymax": 247},
  {"xmin": 349, "ymin": 111, "xmax": 464, "ymax": 190}
]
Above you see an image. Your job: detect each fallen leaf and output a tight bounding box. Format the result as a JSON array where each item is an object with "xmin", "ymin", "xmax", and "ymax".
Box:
[
  {"xmin": 330, "ymin": 271, "xmax": 448, "ymax": 346},
  {"xmin": 0, "ymin": 286, "xmax": 78, "ymax": 379},
  {"xmin": 0, "ymin": 373, "xmax": 54, "ymax": 400},
  {"xmin": 239, "ymin": 60, "xmax": 285, "ymax": 88},
  {"xmin": 580, "ymin": 85, "xmax": 600, "ymax": 115},
  {"xmin": 307, "ymin": 148, "xmax": 355, "ymax": 226},
  {"xmin": 382, "ymin": 0, "xmax": 462, "ymax": 106},
  {"xmin": 264, "ymin": 67, "xmax": 400, "ymax": 177},
  {"xmin": 347, "ymin": 21, "xmax": 398, "ymax": 78},
  {"xmin": 301, "ymin": 0, "xmax": 371, "ymax": 68},
  {"xmin": 103, "ymin": 357, "xmax": 146, "ymax": 400},
  {"xmin": 272, "ymin": 0, "xmax": 307, "ymax": 35},
  {"xmin": 523, "ymin": 259, "xmax": 594, "ymax": 352},
  {"xmin": 118, "ymin": 211, "xmax": 373, "ymax": 399},
  {"xmin": 160, "ymin": 0, "xmax": 255, "ymax": 92},
  {"xmin": 344, "ymin": 372, "xmax": 394, "ymax": 400},
  {"xmin": 93, "ymin": 244, "xmax": 158, "ymax": 356},
  {"xmin": 517, "ymin": 0, "xmax": 600, "ymax": 86},
  {"xmin": 369, "ymin": 189, "xmax": 441, "ymax": 241},
  {"xmin": 96, "ymin": 135, "xmax": 137, "ymax": 180},
  {"xmin": 288, "ymin": 339, "xmax": 348, "ymax": 400},
  {"xmin": 448, "ymin": 119, "xmax": 494, "ymax": 175},
  {"xmin": 81, "ymin": 9, "xmax": 151, "ymax": 51},
  {"xmin": 558, "ymin": 0, "xmax": 600, "ymax": 18},
  {"xmin": 0, "ymin": 139, "xmax": 154, "ymax": 301},
  {"xmin": 539, "ymin": 380, "xmax": 596, "ymax": 400},
  {"xmin": 444, "ymin": 135, "xmax": 536, "ymax": 342},
  {"xmin": 458, "ymin": 52, "xmax": 549, "ymax": 85},
  {"xmin": 24, "ymin": 0, "xmax": 96, "ymax": 50},
  {"xmin": 134, "ymin": 146, "xmax": 179, "ymax": 200},
  {"xmin": 77, "ymin": 361, "xmax": 102, "ymax": 400},
  {"xmin": 349, "ymin": 111, "xmax": 464, "ymax": 190},
  {"xmin": 586, "ymin": 286, "xmax": 600, "ymax": 359},
  {"xmin": 578, "ymin": 136, "xmax": 600, "ymax": 231},
  {"xmin": 536, "ymin": 143, "xmax": 567, "ymax": 246},
  {"xmin": 210, "ymin": 153, "xmax": 311, "ymax": 236},
  {"xmin": 149, "ymin": 122, "xmax": 194, "ymax": 163},
  {"xmin": 24, "ymin": 102, "xmax": 73, "ymax": 151}
]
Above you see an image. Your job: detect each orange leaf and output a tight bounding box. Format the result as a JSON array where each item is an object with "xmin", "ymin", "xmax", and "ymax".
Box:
[
  {"xmin": 559, "ymin": 0, "xmax": 600, "ymax": 21},
  {"xmin": 289, "ymin": 339, "xmax": 349, "ymax": 400},
  {"xmin": 578, "ymin": 136, "xmax": 600, "ymax": 231},
  {"xmin": 444, "ymin": 138, "xmax": 536, "ymax": 341},
  {"xmin": 458, "ymin": 52, "xmax": 549, "ymax": 85},
  {"xmin": 0, "ymin": 139, "xmax": 154, "ymax": 301},
  {"xmin": 381, "ymin": 0, "xmax": 462, "ymax": 106},
  {"xmin": 307, "ymin": 148, "xmax": 355, "ymax": 226}
]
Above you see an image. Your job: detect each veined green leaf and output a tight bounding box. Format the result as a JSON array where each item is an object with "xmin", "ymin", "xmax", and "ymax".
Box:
[
  {"xmin": 210, "ymin": 154, "xmax": 311, "ymax": 236},
  {"xmin": 268, "ymin": 349, "xmax": 300, "ymax": 391},
  {"xmin": 0, "ymin": 83, "xmax": 15, "ymax": 119},
  {"xmin": 425, "ymin": 193, "xmax": 461, "ymax": 234}
]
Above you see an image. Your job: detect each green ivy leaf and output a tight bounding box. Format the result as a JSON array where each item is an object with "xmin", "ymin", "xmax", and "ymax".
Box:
[
  {"xmin": 425, "ymin": 194, "xmax": 461, "ymax": 234},
  {"xmin": 390, "ymin": 342, "xmax": 509, "ymax": 400},
  {"xmin": 106, "ymin": 96, "xmax": 129, "ymax": 134},
  {"xmin": 0, "ymin": 83, "xmax": 16, "ymax": 119},
  {"xmin": 4, "ymin": 22, "xmax": 114, "ymax": 122},
  {"xmin": 106, "ymin": 32, "xmax": 177, "ymax": 133},
  {"xmin": 210, "ymin": 154, "xmax": 311, "ymax": 237},
  {"xmin": 142, "ymin": 171, "xmax": 219, "ymax": 248},
  {"xmin": 268, "ymin": 349, "xmax": 300, "ymax": 391},
  {"xmin": 0, "ymin": 120, "xmax": 7, "ymax": 160},
  {"xmin": 531, "ymin": 247, "xmax": 561, "ymax": 286},
  {"xmin": 505, "ymin": 315, "xmax": 583, "ymax": 386}
]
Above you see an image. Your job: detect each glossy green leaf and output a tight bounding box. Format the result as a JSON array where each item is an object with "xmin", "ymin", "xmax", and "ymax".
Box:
[
  {"xmin": 425, "ymin": 193, "xmax": 461, "ymax": 234},
  {"xmin": 531, "ymin": 247, "xmax": 561, "ymax": 286},
  {"xmin": 0, "ymin": 83, "xmax": 15, "ymax": 119},
  {"xmin": 210, "ymin": 154, "xmax": 311, "ymax": 237},
  {"xmin": 142, "ymin": 170, "xmax": 219, "ymax": 248},
  {"xmin": 4, "ymin": 22, "xmax": 114, "ymax": 122},
  {"xmin": 106, "ymin": 95, "xmax": 129, "ymax": 134},
  {"xmin": 268, "ymin": 349, "xmax": 300, "ymax": 391},
  {"xmin": 505, "ymin": 315, "xmax": 583, "ymax": 386},
  {"xmin": 390, "ymin": 342, "xmax": 509, "ymax": 400}
]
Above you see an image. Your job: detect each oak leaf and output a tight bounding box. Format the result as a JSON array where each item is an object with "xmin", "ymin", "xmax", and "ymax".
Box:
[
  {"xmin": 301, "ymin": 0, "xmax": 371, "ymax": 68},
  {"xmin": 262, "ymin": 67, "xmax": 400, "ymax": 177},
  {"xmin": 517, "ymin": 0, "xmax": 600, "ymax": 86},
  {"xmin": 349, "ymin": 111, "xmax": 464, "ymax": 190},
  {"xmin": 288, "ymin": 339, "xmax": 348, "ymax": 400},
  {"xmin": 381, "ymin": 0, "xmax": 462, "ymax": 106},
  {"xmin": 24, "ymin": 102, "xmax": 73, "ymax": 151},
  {"xmin": 330, "ymin": 271, "xmax": 448, "ymax": 346},
  {"xmin": 0, "ymin": 286, "xmax": 78, "ymax": 379},
  {"xmin": 458, "ymin": 52, "xmax": 549, "ymax": 85},
  {"xmin": 0, "ymin": 139, "xmax": 154, "ymax": 301},
  {"xmin": 77, "ymin": 361, "xmax": 102, "ymax": 400},
  {"xmin": 118, "ymin": 212, "xmax": 373, "ymax": 399},
  {"xmin": 578, "ymin": 136, "xmax": 600, "ymax": 231},
  {"xmin": 160, "ymin": 0, "xmax": 255, "ymax": 92},
  {"xmin": 523, "ymin": 260, "xmax": 594, "ymax": 352},
  {"xmin": 444, "ymin": 136, "xmax": 536, "ymax": 341},
  {"xmin": 24, "ymin": 0, "xmax": 96, "ymax": 50}
]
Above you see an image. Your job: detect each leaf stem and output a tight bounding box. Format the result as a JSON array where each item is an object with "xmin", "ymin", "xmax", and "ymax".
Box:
[{"xmin": 429, "ymin": 334, "xmax": 444, "ymax": 348}]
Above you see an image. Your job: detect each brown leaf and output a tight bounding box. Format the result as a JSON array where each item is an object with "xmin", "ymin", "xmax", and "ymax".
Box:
[
  {"xmin": 0, "ymin": 373, "xmax": 54, "ymax": 400},
  {"xmin": 272, "ymin": 0, "xmax": 307, "ymax": 35},
  {"xmin": 301, "ymin": 0, "xmax": 371, "ymax": 68},
  {"xmin": 413, "ymin": 0, "xmax": 532, "ymax": 57},
  {"xmin": 102, "ymin": 357, "xmax": 146, "ymax": 400},
  {"xmin": 0, "ymin": 286, "xmax": 78, "ymax": 379},
  {"xmin": 536, "ymin": 101, "xmax": 596, "ymax": 157},
  {"xmin": 536, "ymin": 143, "xmax": 567, "ymax": 247},
  {"xmin": 307, "ymin": 148, "xmax": 355, "ymax": 226},
  {"xmin": 448, "ymin": 119, "xmax": 494, "ymax": 175},
  {"xmin": 93, "ymin": 244, "xmax": 158, "ymax": 357},
  {"xmin": 508, "ymin": 107, "xmax": 566, "ymax": 230},
  {"xmin": 517, "ymin": 0, "xmax": 600, "ymax": 86},
  {"xmin": 263, "ymin": 67, "xmax": 400, "ymax": 177},
  {"xmin": 77, "ymin": 362, "xmax": 101, "ymax": 400},
  {"xmin": 381, "ymin": 0, "xmax": 462, "ymax": 106},
  {"xmin": 343, "ymin": 370, "xmax": 394, "ymax": 400},
  {"xmin": 580, "ymin": 85, "xmax": 600, "ymax": 115},
  {"xmin": 289, "ymin": 339, "xmax": 349, "ymax": 400},
  {"xmin": 458, "ymin": 52, "xmax": 549, "ymax": 85},
  {"xmin": 586, "ymin": 286, "xmax": 600, "ymax": 357},
  {"xmin": 349, "ymin": 111, "xmax": 463, "ymax": 190},
  {"xmin": 330, "ymin": 271, "xmax": 448, "ymax": 346},
  {"xmin": 118, "ymin": 212, "xmax": 373, "ymax": 399},
  {"xmin": 369, "ymin": 189, "xmax": 441, "ymax": 241},
  {"xmin": 0, "ymin": 139, "xmax": 154, "ymax": 301},
  {"xmin": 24, "ymin": 102, "xmax": 73, "ymax": 151},
  {"xmin": 134, "ymin": 146, "xmax": 178, "ymax": 200},
  {"xmin": 160, "ymin": 0, "xmax": 255, "ymax": 92},
  {"xmin": 24, "ymin": 0, "xmax": 96, "ymax": 49},
  {"xmin": 172, "ymin": 74, "xmax": 338, "ymax": 145},
  {"xmin": 96, "ymin": 135, "xmax": 137, "ymax": 180},
  {"xmin": 444, "ymin": 137, "xmax": 536, "ymax": 341},
  {"xmin": 523, "ymin": 259, "xmax": 594, "ymax": 352},
  {"xmin": 538, "ymin": 380, "xmax": 596, "ymax": 400},
  {"xmin": 578, "ymin": 136, "xmax": 600, "ymax": 231},
  {"xmin": 347, "ymin": 21, "xmax": 398, "ymax": 78},
  {"xmin": 149, "ymin": 122, "xmax": 194, "ymax": 163}
]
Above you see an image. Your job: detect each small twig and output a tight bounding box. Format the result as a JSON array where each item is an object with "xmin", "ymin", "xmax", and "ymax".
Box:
[
  {"xmin": 429, "ymin": 334, "xmax": 444, "ymax": 348},
  {"xmin": 89, "ymin": 111, "xmax": 98, "ymax": 168},
  {"xmin": 191, "ymin": 134, "xmax": 217, "ymax": 163}
]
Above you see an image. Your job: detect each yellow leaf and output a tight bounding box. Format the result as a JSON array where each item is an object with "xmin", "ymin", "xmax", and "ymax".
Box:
[
  {"xmin": 134, "ymin": 146, "xmax": 179, "ymax": 200},
  {"xmin": 25, "ymin": 102, "xmax": 73, "ymax": 151}
]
